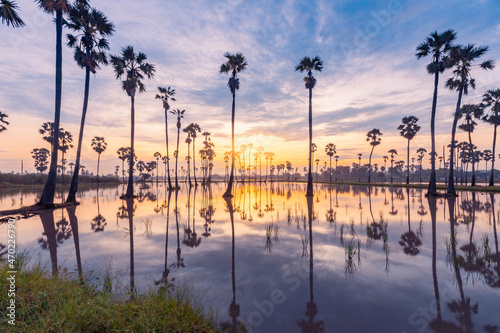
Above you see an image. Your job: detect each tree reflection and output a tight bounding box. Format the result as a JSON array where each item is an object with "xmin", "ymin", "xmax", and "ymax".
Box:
[
  {"xmin": 66, "ymin": 206, "xmax": 83, "ymax": 281},
  {"xmin": 172, "ymin": 190, "xmax": 185, "ymax": 269},
  {"xmin": 91, "ymin": 187, "xmax": 106, "ymax": 232},
  {"xmin": 399, "ymin": 188, "xmax": 422, "ymax": 256},
  {"xmin": 155, "ymin": 191, "xmax": 175, "ymax": 292},
  {"xmin": 183, "ymin": 187, "xmax": 201, "ymax": 248},
  {"xmin": 38, "ymin": 209, "xmax": 58, "ymax": 277}
]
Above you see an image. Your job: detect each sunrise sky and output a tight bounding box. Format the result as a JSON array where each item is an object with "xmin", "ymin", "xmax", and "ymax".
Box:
[{"xmin": 1, "ymin": 0, "xmax": 500, "ymax": 175}]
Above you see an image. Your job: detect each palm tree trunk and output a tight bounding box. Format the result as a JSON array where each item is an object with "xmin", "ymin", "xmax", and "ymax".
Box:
[
  {"xmin": 427, "ymin": 70, "xmax": 439, "ymax": 196},
  {"xmin": 329, "ymin": 156, "xmax": 332, "ymax": 182},
  {"xmin": 122, "ymin": 160, "xmax": 125, "ymax": 183},
  {"xmin": 223, "ymin": 90, "xmax": 236, "ymax": 197},
  {"xmin": 126, "ymin": 94, "xmax": 135, "ymax": 197},
  {"xmin": 447, "ymin": 87, "xmax": 463, "ymax": 195},
  {"xmin": 164, "ymin": 109, "xmax": 173, "ymax": 190},
  {"xmin": 39, "ymin": 10, "xmax": 63, "ymax": 206},
  {"xmin": 66, "ymin": 63, "xmax": 91, "ymax": 202},
  {"xmin": 193, "ymin": 138, "xmax": 198, "ymax": 186},
  {"xmin": 187, "ymin": 144, "xmax": 192, "ymax": 187},
  {"xmin": 96, "ymin": 153, "xmax": 100, "ymax": 183},
  {"xmin": 490, "ymin": 124, "xmax": 498, "ymax": 186},
  {"xmin": 368, "ymin": 146, "xmax": 374, "ymax": 183},
  {"xmin": 406, "ymin": 139, "xmax": 410, "ymax": 185},
  {"xmin": 175, "ymin": 124, "xmax": 180, "ymax": 189},
  {"xmin": 468, "ymin": 130, "xmax": 476, "ymax": 186},
  {"xmin": 306, "ymin": 86, "xmax": 313, "ymax": 196}
]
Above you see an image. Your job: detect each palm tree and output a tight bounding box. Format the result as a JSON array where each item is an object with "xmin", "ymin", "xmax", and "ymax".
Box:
[
  {"xmin": 445, "ymin": 44, "xmax": 494, "ymax": 195},
  {"xmin": 458, "ymin": 104, "xmax": 482, "ymax": 186},
  {"xmin": 239, "ymin": 144, "xmax": 247, "ymax": 182},
  {"xmin": 65, "ymin": 0, "xmax": 114, "ymax": 203},
  {"xmin": 220, "ymin": 52, "xmax": 248, "ymax": 197},
  {"xmin": 184, "ymin": 123, "xmax": 201, "ymax": 186},
  {"xmin": 247, "ymin": 143, "xmax": 253, "ymax": 181},
  {"xmin": 153, "ymin": 152, "xmax": 161, "ymax": 183},
  {"xmin": 0, "ymin": 0, "xmax": 24, "ymax": 27},
  {"xmin": 334, "ymin": 155, "xmax": 339, "ymax": 182},
  {"xmin": 398, "ymin": 116, "xmax": 421, "ymax": 184},
  {"xmin": 483, "ymin": 149, "xmax": 493, "ymax": 182},
  {"xmin": 257, "ymin": 146, "xmax": 264, "ymax": 182},
  {"xmin": 59, "ymin": 130, "xmax": 73, "ymax": 184},
  {"xmin": 296, "ymin": 56, "xmax": 323, "ymax": 196},
  {"xmin": 482, "ymin": 89, "xmax": 500, "ymax": 186},
  {"xmin": 388, "ymin": 149, "xmax": 397, "ymax": 184},
  {"xmin": 111, "ymin": 46, "xmax": 155, "ymax": 197},
  {"xmin": 36, "ymin": 0, "xmax": 70, "ymax": 206},
  {"xmin": 0, "ymin": 112, "xmax": 9, "ymax": 132},
  {"xmin": 184, "ymin": 137, "xmax": 192, "ymax": 186},
  {"xmin": 155, "ymin": 86, "xmax": 176, "ymax": 189},
  {"xmin": 314, "ymin": 158, "xmax": 320, "ymax": 182},
  {"xmin": 366, "ymin": 129, "xmax": 382, "ymax": 183},
  {"xmin": 170, "ymin": 109, "xmax": 185, "ymax": 189},
  {"xmin": 325, "ymin": 143, "xmax": 336, "ymax": 182},
  {"xmin": 416, "ymin": 148, "xmax": 427, "ymax": 183},
  {"xmin": 357, "ymin": 153, "xmax": 362, "ymax": 182},
  {"xmin": 416, "ymin": 29, "xmax": 456, "ymax": 196},
  {"xmin": 91, "ymin": 136, "xmax": 107, "ymax": 183},
  {"xmin": 161, "ymin": 156, "xmax": 168, "ymax": 183},
  {"xmin": 116, "ymin": 147, "xmax": 129, "ymax": 183}
]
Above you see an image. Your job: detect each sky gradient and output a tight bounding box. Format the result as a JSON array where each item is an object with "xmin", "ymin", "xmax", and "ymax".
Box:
[{"xmin": 1, "ymin": 0, "xmax": 500, "ymax": 175}]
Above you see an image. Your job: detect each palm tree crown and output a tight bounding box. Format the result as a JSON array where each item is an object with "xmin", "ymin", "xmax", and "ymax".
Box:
[
  {"xmin": 156, "ymin": 86, "xmax": 176, "ymax": 111},
  {"xmin": 398, "ymin": 116, "xmax": 420, "ymax": 140},
  {"xmin": 416, "ymin": 29, "xmax": 456, "ymax": 74},
  {"xmin": 295, "ymin": 56, "xmax": 323, "ymax": 89},
  {"xmin": 220, "ymin": 52, "xmax": 247, "ymax": 94},
  {"xmin": 0, "ymin": 0, "xmax": 25, "ymax": 27}
]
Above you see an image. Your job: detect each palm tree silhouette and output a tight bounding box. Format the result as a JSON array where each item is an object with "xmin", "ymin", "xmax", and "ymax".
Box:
[
  {"xmin": 366, "ymin": 129, "xmax": 382, "ymax": 183},
  {"xmin": 357, "ymin": 153, "xmax": 362, "ymax": 182},
  {"xmin": 91, "ymin": 136, "xmax": 107, "ymax": 183},
  {"xmin": 58, "ymin": 130, "xmax": 73, "ymax": 185},
  {"xmin": 0, "ymin": 112, "xmax": 9, "ymax": 132},
  {"xmin": 388, "ymin": 149, "xmax": 397, "ymax": 184},
  {"xmin": 325, "ymin": 143, "xmax": 336, "ymax": 182},
  {"xmin": 153, "ymin": 152, "xmax": 161, "ymax": 183},
  {"xmin": 36, "ymin": 0, "xmax": 70, "ymax": 206},
  {"xmin": 482, "ymin": 89, "xmax": 500, "ymax": 186},
  {"xmin": 445, "ymin": 44, "xmax": 494, "ymax": 195},
  {"xmin": 458, "ymin": 104, "xmax": 482, "ymax": 186},
  {"xmin": 296, "ymin": 56, "xmax": 323, "ymax": 196},
  {"xmin": 482, "ymin": 149, "xmax": 493, "ymax": 182},
  {"xmin": 116, "ymin": 147, "xmax": 129, "ymax": 183},
  {"xmin": 416, "ymin": 29, "xmax": 456, "ymax": 196},
  {"xmin": 398, "ymin": 116, "xmax": 420, "ymax": 184},
  {"xmin": 111, "ymin": 45, "xmax": 155, "ymax": 197},
  {"xmin": 0, "ymin": 0, "xmax": 24, "ymax": 27},
  {"xmin": 155, "ymin": 86, "xmax": 176, "ymax": 189},
  {"xmin": 334, "ymin": 155, "xmax": 339, "ymax": 182},
  {"xmin": 65, "ymin": 0, "xmax": 114, "ymax": 203},
  {"xmin": 184, "ymin": 137, "xmax": 192, "ymax": 187},
  {"xmin": 184, "ymin": 123, "xmax": 201, "ymax": 186},
  {"xmin": 416, "ymin": 148, "xmax": 427, "ymax": 184},
  {"xmin": 220, "ymin": 52, "xmax": 247, "ymax": 197},
  {"xmin": 169, "ymin": 108, "xmax": 185, "ymax": 190}
]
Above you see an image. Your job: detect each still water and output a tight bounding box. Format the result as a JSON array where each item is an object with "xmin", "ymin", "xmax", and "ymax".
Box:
[{"xmin": 0, "ymin": 183, "xmax": 499, "ymax": 333}]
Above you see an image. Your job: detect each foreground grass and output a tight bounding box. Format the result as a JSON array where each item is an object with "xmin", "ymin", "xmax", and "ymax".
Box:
[{"xmin": 0, "ymin": 259, "xmax": 220, "ymax": 332}]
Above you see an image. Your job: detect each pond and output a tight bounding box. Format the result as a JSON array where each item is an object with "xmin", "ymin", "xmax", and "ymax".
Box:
[{"xmin": 0, "ymin": 183, "xmax": 499, "ymax": 333}]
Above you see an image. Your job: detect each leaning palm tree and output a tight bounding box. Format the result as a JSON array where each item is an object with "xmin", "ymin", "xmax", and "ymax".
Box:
[
  {"xmin": 184, "ymin": 123, "xmax": 201, "ymax": 186},
  {"xmin": 398, "ymin": 116, "xmax": 421, "ymax": 184},
  {"xmin": 366, "ymin": 129, "xmax": 382, "ymax": 183},
  {"xmin": 296, "ymin": 56, "xmax": 323, "ymax": 196},
  {"xmin": 325, "ymin": 143, "xmax": 336, "ymax": 182},
  {"xmin": 36, "ymin": 0, "xmax": 70, "ymax": 206},
  {"xmin": 482, "ymin": 89, "xmax": 500, "ymax": 186},
  {"xmin": 91, "ymin": 136, "xmax": 107, "ymax": 183},
  {"xmin": 170, "ymin": 109, "xmax": 185, "ymax": 190},
  {"xmin": 458, "ymin": 104, "xmax": 482, "ymax": 186},
  {"xmin": 220, "ymin": 52, "xmax": 247, "ymax": 197},
  {"xmin": 0, "ymin": 0, "xmax": 25, "ymax": 27},
  {"xmin": 445, "ymin": 44, "xmax": 494, "ymax": 195},
  {"xmin": 65, "ymin": 0, "xmax": 114, "ymax": 203},
  {"xmin": 416, "ymin": 29, "xmax": 456, "ymax": 196},
  {"xmin": 111, "ymin": 46, "xmax": 155, "ymax": 197},
  {"xmin": 155, "ymin": 86, "xmax": 176, "ymax": 190}
]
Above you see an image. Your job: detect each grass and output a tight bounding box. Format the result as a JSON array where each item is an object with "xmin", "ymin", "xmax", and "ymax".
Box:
[{"xmin": 0, "ymin": 255, "xmax": 220, "ymax": 332}]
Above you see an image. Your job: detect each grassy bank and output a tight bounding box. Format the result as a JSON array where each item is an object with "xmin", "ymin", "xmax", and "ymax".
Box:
[{"xmin": 0, "ymin": 257, "xmax": 220, "ymax": 332}]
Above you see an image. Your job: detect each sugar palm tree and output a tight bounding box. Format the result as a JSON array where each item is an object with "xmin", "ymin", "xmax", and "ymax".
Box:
[
  {"xmin": 325, "ymin": 143, "xmax": 336, "ymax": 182},
  {"xmin": 155, "ymin": 86, "xmax": 176, "ymax": 189},
  {"xmin": 388, "ymin": 149, "xmax": 397, "ymax": 184},
  {"xmin": 398, "ymin": 116, "xmax": 421, "ymax": 184},
  {"xmin": 357, "ymin": 153, "xmax": 362, "ymax": 182},
  {"xmin": 59, "ymin": 130, "xmax": 73, "ymax": 185},
  {"xmin": 483, "ymin": 149, "xmax": 493, "ymax": 181},
  {"xmin": 366, "ymin": 129, "xmax": 382, "ymax": 183},
  {"xmin": 91, "ymin": 136, "xmax": 107, "ymax": 183},
  {"xmin": 334, "ymin": 155, "xmax": 339, "ymax": 182},
  {"xmin": 184, "ymin": 137, "xmax": 192, "ymax": 187},
  {"xmin": 482, "ymin": 89, "xmax": 500, "ymax": 186},
  {"xmin": 296, "ymin": 56, "xmax": 323, "ymax": 196},
  {"xmin": 0, "ymin": 0, "xmax": 24, "ymax": 27},
  {"xmin": 220, "ymin": 52, "xmax": 247, "ymax": 197},
  {"xmin": 458, "ymin": 104, "xmax": 482, "ymax": 186},
  {"xmin": 445, "ymin": 44, "xmax": 494, "ymax": 195},
  {"xmin": 36, "ymin": 0, "xmax": 70, "ymax": 206},
  {"xmin": 416, "ymin": 29, "xmax": 456, "ymax": 196},
  {"xmin": 0, "ymin": 112, "xmax": 8, "ymax": 132},
  {"xmin": 416, "ymin": 148, "xmax": 427, "ymax": 183},
  {"xmin": 170, "ymin": 109, "xmax": 185, "ymax": 189},
  {"xmin": 111, "ymin": 46, "xmax": 155, "ymax": 197},
  {"xmin": 65, "ymin": 0, "xmax": 114, "ymax": 203},
  {"xmin": 153, "ymin": 152, "xmax": 161, "ymax": 183},
  {"xmin": 184, "ymin": 123, "xmax": 201, "ymax": 186},
  {"xmin": 116, "ymin": 147, "xmax": 128, "ymax": 183}
]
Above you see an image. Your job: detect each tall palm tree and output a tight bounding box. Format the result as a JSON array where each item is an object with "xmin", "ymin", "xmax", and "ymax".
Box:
[
  {"xmin": 65, "ymin": 0, "xmax": 114, "ymax": 203},
  {"xmin": 153, "ymin": 152, "xmax": 161, "ymax": 183},
  {"xmin": 445, "ymin": 44, "xmax": 494, "ymax": 195},
  {"xmin": 388, "ymin": 149, "xmax": 397, "ymax": 184},
  {"xmin": 357, "ymin": 153, "xmax": 362, "ymax": 182},
  {"xmin": 155, "ymin": 86, "xmax": 176, "ymax": 190},
  {"xmin": 36, "ymin": 0, "xmax": 70, "ymax": 206},
  {"xmin": 483, "ymin": 149, "xmax": 493, "ymax": 181},
  {"xmin": 58, "ymin": 130, "xmax": 73, "ymax": 184},
  {"xmin": 398, "ymin": 116, "xmax": 421, "ymax": 184},
  {"xmin": 334, "ymin": 155, "xmax": 339, "ymax": 182},
  {"xmin": 366, "ymin": 129, "xmax": 382, "ymax": 183},
  {"xmin": 296, "ymin": 56, "xmax": 323, "ymax": 196},
  {"xmin": 416, "ymin": 147, "xmax": 427, "ymax": 183},
  {"xmin": 220, "ymin": 52, "xmax": 247, "ymax": 197},
  {"xmin": 325, "ymin": 143, "xmax": 336, "ymax": 182},
  {"xmin": 416, "ymin": 29, "xmax": 456, "ymax": 196},
  {"xmin": 482, "ymin": 89, "xmax": 500, "ymax": 186},
  {"xmin": 116, "ymin": 147, "xmax": 129, "ymax": 183},
  {"xmin": 184, "ymin": 123, "xmax": 201, "ymax": 186},
  {"xmin": 184, "ymin": 137, "xmax": 192, "ymax": 187},
  {"xmin": 91, "ymin": 136, "xmax": 107, "ymax": 183},
  {"xmin": 458, "ymin": 104, "xmax": 482, "ymax": 186},
  {"xmin": 0, "ymin": 112, "xmax": 8, "ymax": 132},
  {"xmin": 111, "ymin": 45, "xmax": 155, "ymax": 197},
  {"xmin": 170, "ymin": 109, "xmax": 185, "ymax": 189},
  {"xmin": 0, "ymin": 0, "xmax": 24, "ymax": 27}
]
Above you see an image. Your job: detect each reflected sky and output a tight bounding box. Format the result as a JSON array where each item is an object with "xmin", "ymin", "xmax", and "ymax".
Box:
[{"xmin": 0, "ymin": 183, "xmax": 499, "ymax": 333}]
